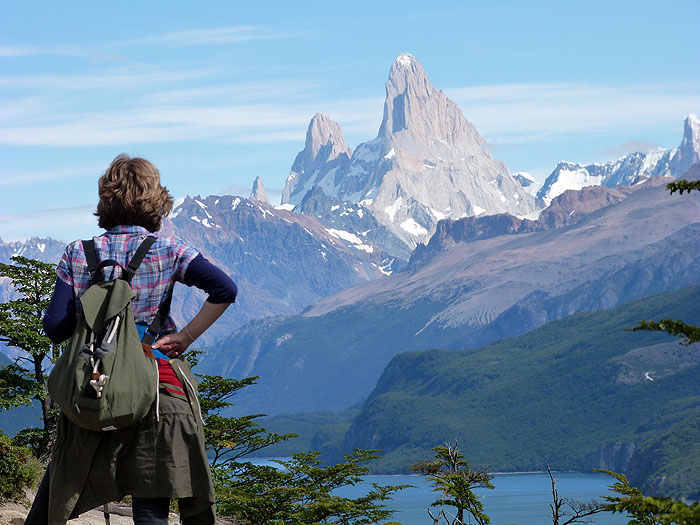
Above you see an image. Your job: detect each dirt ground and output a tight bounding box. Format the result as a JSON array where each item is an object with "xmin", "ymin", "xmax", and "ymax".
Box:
[
  {"xmin": 0, "ymin": 500, "xmax": 241, "ymax": 524},
  {"xmin": 0, "ymin": 501, "xmax": 181, "ymax": 524}
]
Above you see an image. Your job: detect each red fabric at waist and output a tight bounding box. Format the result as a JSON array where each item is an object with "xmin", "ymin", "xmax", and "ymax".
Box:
[{"xmin": 156, "ymin": 359, "xmax": 184, "ymax": 390}]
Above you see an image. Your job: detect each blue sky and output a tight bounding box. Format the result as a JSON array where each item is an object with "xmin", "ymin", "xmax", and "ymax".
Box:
[{"xmin": 2, "ymin": 0, "xmax": 699, "ymax": 242}]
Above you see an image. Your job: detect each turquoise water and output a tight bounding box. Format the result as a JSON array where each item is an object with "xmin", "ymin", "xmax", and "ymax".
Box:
[
  {"xmin": 336, "ymin": 471, "xmax": 628, "ymax": 525},
  {"xmin": 249, "ymin": 460, "xmax": 628, "ymax": 524}
]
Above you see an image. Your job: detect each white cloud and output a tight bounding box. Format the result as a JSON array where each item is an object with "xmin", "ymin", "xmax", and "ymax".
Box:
[
  {"xmin": 0, "ymin": 45, "xmax": 89, "ymax": 57},
  {"xmin": 0, "ymin": 81, "xmax": 382, "ymax": 147},
  {"xmin": 113, "ymin": 26, "xmax": 293, "ymax": 48},
  {"xmin": 0, "ymin": 66, "xmax": 217, "ymax": 91},
  {"xmin": 1, "ymin": 76, "xmax": 696, "ymax": 150},
  {"xmin": 604, "ymin": 140, "xmax": 661, "ymax": 156},
  {"xmin": 445, "ymin": 82, "xmax": 700, "ymax": 144},
  {"xmin": 0, "ymin": 206, "xmax": 95, "ymax": 243},
  {"xmin": 0, "ymin": 166, "xmax": 99, "ymax": 187},
  {"xmin": 0, "ymin": 26, "xmax": 293, "ymax": 59}
]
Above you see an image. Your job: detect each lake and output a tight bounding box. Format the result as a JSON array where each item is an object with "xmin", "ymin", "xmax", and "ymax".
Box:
[
  {"xmin": 336, "ymin": 471, "xmax": 628, "ymax": 525},
  {"xmin": 250, "ymin": 460, "xmax": 628, "ymax": 524}
]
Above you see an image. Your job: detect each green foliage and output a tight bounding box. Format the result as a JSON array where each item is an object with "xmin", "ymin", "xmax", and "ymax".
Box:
[
  {"xmin": 187, "ymin": 345, "xmax": 295, "ymax": 471},
  {"xmin": 336, "ymin": 285, "xmax": 700, "ymax": 482},
  {"xmin": 411, "ymin": 443, "xmax": 493, "ymax": 525},
  {"xmin": 595, "ymin": 470, "xmax": 658, "ymax": 525},
  {"xmin": 621, "ymin": 412, "xmax": 700, "ymax": 501},
  {"xmin": 0, "ymin": 430, "xmax": 41, "ymax": 502},
  {"xmin": 0, "ymin": 256, "xmax": 55, "ymax": 356},
  {"xmin": 632, "ymin": 319, "xmax": 700, "ymax": 345},
  {"xmin": 0, "ymin": 256, "xmax": 60, "ymax": 460},
  {"xmin": 216, "ymin": 449, "xmax": 407, "ymax": 525},
  {"xmin": 189, "ymin": 349, "xmax": 405, "ymax": 523},
  {"xmin": 0, "ymin": 363, "xmax": 42, "ymax": 410},
  {"xmin": 610, "ymin": 497, "xmax": 700, "ymax": 525},
  {"xmin": 597, "ymin": 469, "xmax": 700, "ymax": 524},
  {"xmin": 666, "ymin": 179, "xmax": 700, "ymax": 195}
]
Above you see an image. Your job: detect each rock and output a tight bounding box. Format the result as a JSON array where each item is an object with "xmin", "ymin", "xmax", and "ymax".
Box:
[
  {"xmin": 249, "ymin": 176, "xmax": 270, "ymax": 204},
  {"xmin": 281, "ymin": 53, "xmax": 537, "ymax": 248}
]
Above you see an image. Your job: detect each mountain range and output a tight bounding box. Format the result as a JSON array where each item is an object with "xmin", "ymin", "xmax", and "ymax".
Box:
[
  {"xmin": 537, "ymin": 113, "xmax": 700, "ymax": 205},
  {"xmin": 200, "ymin": 180, "xmax": 700, "ymax": 415},
  {"xmin": 1, "ymin": 53, "xmax": 699, "ymax": 497}
]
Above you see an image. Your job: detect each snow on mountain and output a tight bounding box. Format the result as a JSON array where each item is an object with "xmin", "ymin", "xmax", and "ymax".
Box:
[
  {"xmin": 281, "ymin": 53, "xmax": 537, "ymax": 248},
  {"xmin": 164, "ymin": 193, "xmax": 396, "ymax": 342},
  {"xmin": 513, "ymin": 172, "xmax": 542, "ymax": 197},
  {"xmin": 293, "ymin": 185, "xmax": 411, "ymax": 266},
  {"xmin": 538, "ymin": 114, "xmax": 700, "ymax": 205},
  {"xmin": 0, "ymin": 237, "xmax": 65, "ymax": 266}
]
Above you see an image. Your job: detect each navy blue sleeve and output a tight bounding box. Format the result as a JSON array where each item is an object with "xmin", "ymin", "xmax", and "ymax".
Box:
[
  {"xmin": 43, "ymin": 277, "xmax": 77, "ymax": 344},
  {"xmin": 183, "ymin": 254, "xmax": 237, "ymax": 304}
]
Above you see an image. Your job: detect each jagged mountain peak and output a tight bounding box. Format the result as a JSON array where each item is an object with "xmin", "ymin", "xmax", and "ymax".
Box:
[
  {"xmin": 282, "ymin": 53, "xmax": 537, "ymax": 245},
  {"xmin": 682, "ymin": 113, "xmax": 700, "ymax": 153},
  {"xmin": 281, "ymin": 114, "xmax": 352, "ymax": 204},
  {"xmin": 306, "ymin": 113, "xmax": 351, "ymax": 160},
  {"xmin": 378, "ymin": 53, "xmax": 482, "ymax": 150},
  {"xmin": 668, "ymin": 113, "xmax": 700, "ymax": 177},
  {"xmin": 250, "ymin": 176, "xmax": 269, "ymax": 203},
  {"xmin": 386, "ymin": 53, "xmax": 430, "ymax": 95}
]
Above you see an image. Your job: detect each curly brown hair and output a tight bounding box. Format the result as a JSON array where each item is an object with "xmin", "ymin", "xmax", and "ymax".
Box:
[{"xmin": 95, "ymin": 154, "xmax": 174, "ymax": 232}]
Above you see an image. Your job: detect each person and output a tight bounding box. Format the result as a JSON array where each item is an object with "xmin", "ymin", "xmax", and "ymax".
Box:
[{"xmin": 26, "ymin": 154, "xmax": 237, "ymax": 525}]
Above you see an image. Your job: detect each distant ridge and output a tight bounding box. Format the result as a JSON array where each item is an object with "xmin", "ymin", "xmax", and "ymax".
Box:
[
  {"xmin": 200, "ymin": 182, "xmax": 700, "ymax": 415},
  {"xmin": 538, "ymin": 114, "xmax": 700, "ymax": 205}
]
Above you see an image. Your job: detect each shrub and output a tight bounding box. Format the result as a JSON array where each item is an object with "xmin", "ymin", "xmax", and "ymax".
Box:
[{"xmin": 0, "ymin": 431, "xmax": 41, "ymax": 502}]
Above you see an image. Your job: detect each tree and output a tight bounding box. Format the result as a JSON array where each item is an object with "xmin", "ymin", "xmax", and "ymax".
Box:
[
  {"xmin": 216, "ymin": 450, "xmax": 406, "ymax": 525},
  {"xmin": 187, "ymin": 351, "xmax": 407, "ymax": 524},
  {"xmin": 410, "ymin": 442, "xmax": 494, "ymax": 525},
  {"xmin": 547, "ymin": 465, "xmax": 605, "ymax": 525},
  {"xmin": 0, "ymin": 256, "xmax": 59, "ymax": 460},
  {"xmin": 596, "ymin": 469, "xmax": 700, "ymax": 525}
]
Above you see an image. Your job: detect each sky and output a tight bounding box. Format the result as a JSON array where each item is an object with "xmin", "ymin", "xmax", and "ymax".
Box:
[{"xmin": 2, "ymin": 0, "xmax": 699, "ymax": 242}]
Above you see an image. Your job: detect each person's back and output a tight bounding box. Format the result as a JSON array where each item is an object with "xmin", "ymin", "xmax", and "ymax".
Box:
[{"xmin": 27, "ymin": 154, "xmax": 237, "ymax": 525}]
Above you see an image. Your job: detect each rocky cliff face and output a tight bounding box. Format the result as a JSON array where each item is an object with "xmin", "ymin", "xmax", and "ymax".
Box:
[
  {"xmin": 281, "ymin": 113, "xmax": 352, "ymax": 204},
  {"xmin": 249, "ymin": 176, "xmax": 270, "ymax": 203},
  {"xmin": 538, "ymin": 114, "xmax": 700, "ymax": 205},
  {"xmin": 670, "ymin": 114, "xmax": 700, "ymax": 176},
  {"xmin": 166, "ymin": 194, "xmax": 392, "ymax": 341},
  {"xmin": 282, "ymin": 54, "xmax": 537, "ymax": 248},
  {"xmin": 583, "ymin": 441, "xmax": 638, "ymax": 472}
]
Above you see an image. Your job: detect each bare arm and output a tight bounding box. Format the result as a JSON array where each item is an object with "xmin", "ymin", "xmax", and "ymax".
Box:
[{"xmin": 152, "ymin": 301, "xmax": 230, "ymax": 357}]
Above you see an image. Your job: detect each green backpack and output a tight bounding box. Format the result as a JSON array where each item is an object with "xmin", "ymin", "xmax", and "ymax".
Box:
[{"xmin": 48, "ymin": 236, "xmax": 168, "ymax": 432}]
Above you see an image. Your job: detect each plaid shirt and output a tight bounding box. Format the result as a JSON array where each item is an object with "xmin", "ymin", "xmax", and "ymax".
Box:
[{"xmin": 56, "ymin": 225, "xmax": 199, "ymax": 333}]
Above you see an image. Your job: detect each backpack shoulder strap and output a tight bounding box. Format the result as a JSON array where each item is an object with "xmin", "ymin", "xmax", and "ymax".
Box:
[
  {"xmin": 141, "ymin": 285, "xmax": 173, "ymax": 347},
  {"xmin": 125, "ymin": 236, "xmax": 157, "ymax": 282},
  {"xmin": 122, "ymin": 235, "xmax": 171, "ymax": 346},
  {"xmin": 82, "ymin": 239, "xmax": 102, "ymax": 283}
]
